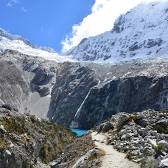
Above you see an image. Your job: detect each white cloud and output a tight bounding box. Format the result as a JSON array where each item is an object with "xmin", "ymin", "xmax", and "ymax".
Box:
[
  {"xmin": 21, "ymin": 6, "xmax": 27, "ymax": 12},
  {"xmin": 61, "ymin": 0, "xmax": 164, "ymax": 52},
  {"xmin": 6, "ymin": 0, "xmax": 27, "ymax": 13},
  {"xmin": 7, "ymin": 0, "xmax": 19, "ymax": 7}
]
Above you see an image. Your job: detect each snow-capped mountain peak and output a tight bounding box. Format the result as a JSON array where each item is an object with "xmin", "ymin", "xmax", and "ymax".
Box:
[
  {"xmin": 67, "ymin": 1, "xmax": 168, "ymax": 63},
  {"xmin": 0, "ymin": 28, "xmax": 71, "ymax": 62}
]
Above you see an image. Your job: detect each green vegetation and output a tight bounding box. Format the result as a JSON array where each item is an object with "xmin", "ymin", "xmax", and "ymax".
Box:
[
  {"xmin": 141, "ymin": 157, "xmax": 157, "ymax": 168},
  {"xmin": 0, "ymin": 137, "xmax": 8, "ymax": 150},
  {"xmin": 2, "ymin": 116, "xmax": 26, "ymax": 134},
  {"xmin": 154, "ymin": 143, "xmax": 165, "ymax": 159},
  {"xmin": 0, "ymin": 114, "xmax": 74, "ymax": 164},
  {"xmin": 153, "ymin": 124, "xmax": 168, "ymax": 134}
]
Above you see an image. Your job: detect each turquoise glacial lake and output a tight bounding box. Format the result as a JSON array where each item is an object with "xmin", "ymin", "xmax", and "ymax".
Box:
[{"xmin": 71, "ymin": 129, "xmax": 88, "ymax": 137}]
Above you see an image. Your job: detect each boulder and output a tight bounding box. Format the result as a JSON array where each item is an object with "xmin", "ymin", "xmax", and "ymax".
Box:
[
  {"xmin": 38, "ymin": 86, "xmax": 50, "ymax": 97},
  {"xmin": 1, "ymin": 104, "xmax": 12, "ymax": 111},
  {"xmin": 115, "ymin": 113, "xmax": 130, "ymax": 130},
  {"xmin": 159, "ymin": 158, "xmax": 168, "ymax": 168},
  {"xmin": 101, "ymin": 122, "xmax": 114, "ymax": 133},
  {"xmin": 158, "ymin": 140, "xmax": 168, "ymax": 152},
  {"xmin": 0, "ymin": 125, "xmax": 7, "ymax": 134}
]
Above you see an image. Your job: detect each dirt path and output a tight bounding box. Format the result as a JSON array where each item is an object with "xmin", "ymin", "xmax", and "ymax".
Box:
[{"xmin": 91, "ymin": 132, "xmax": 140, "ymax": 168}]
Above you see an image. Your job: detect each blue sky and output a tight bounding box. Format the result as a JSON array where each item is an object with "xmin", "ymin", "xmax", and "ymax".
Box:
[
  {"xmin": 0, "ymin": 0, "xmax": 94, "ymax": 52},
  {"xmin": 0, "ymin": 0, "xmax": 152, "ymax": 53}
]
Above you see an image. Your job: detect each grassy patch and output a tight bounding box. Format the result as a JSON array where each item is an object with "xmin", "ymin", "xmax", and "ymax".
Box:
[
  {"xmin": 153, "ymin": 124, "xmax": 168, "ymax": 134},
  {"xmin": 2, "ymin": 116, "xmax": 26, "ymax": 135},
  {"xmin": 0, "ymin": 115, "xmax": 74, "ymax": 164},
  {"xmin": 0, "ymin": 137, "xmax": 8, "ymax": 150}
]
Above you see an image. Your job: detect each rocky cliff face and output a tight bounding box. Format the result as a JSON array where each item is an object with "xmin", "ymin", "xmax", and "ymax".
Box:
[
  {"xmin": 72, "ymin": 61, "xmax": 168, "ymax": 129},
  {"xmin": 36, "ymin": 60, "xmax": 166, "ymax": 129},
  {"xmin": 0, "ymin": 50, "xmax": 58, "ymax": 118},
  {"xmin": 48, "ymin": 62, "xmax": 98, "ymax": 127},
  {"xmin": 67, "ymin": 1, "xmax": 168, "ymax": 63},
  {"xmin": 2, "ymin": 48, "xmax": 168, "ymax": 131}
]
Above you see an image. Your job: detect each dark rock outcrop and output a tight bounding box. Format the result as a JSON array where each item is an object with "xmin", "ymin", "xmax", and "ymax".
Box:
[
  {"xmin": 52, "ymin": 61, "xmax": 168, "ymax": 129},
  {"xmin": 48, "ymin": 62, "xmax": 98, "ymax": 127},
  {"xmin": 74, "ymin": 75, "xmax": 168, "ymax": 129}
]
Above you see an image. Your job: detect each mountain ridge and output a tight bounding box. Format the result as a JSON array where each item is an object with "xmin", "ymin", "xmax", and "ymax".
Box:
[
  {"xmin": 67, "ymin": 1, "xmax": 168, "ymax": 63},
  {"xmin": 1, "ymin": 2, "xmax": 168, "ymax": 167},
  {"xmin": 0, "ymin": 28, "xmax": 72, "ymax": 62}
]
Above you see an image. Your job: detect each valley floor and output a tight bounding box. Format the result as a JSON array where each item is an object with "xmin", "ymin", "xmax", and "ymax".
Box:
[{"xmin": 91, "ymin": 132, "xmax": 140, "ymax": 168}]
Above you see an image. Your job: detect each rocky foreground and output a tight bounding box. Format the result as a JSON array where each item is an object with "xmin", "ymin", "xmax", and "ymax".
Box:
[
  {"xmin": 0, "ymin": 105, "xmax": 102, "ymax": 168},
  {"xmin": 2, "ymin": 105, "xmax": 168, "ymax": 168},
  {"xmin": 96, "ymin": 110, "xmax": 168, "ymax": 167}
]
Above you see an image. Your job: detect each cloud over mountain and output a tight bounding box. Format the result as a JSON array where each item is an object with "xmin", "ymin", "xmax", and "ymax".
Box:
[{"xmin": 62, "ymin": 0, "xmax": 164, "ymax": 52}]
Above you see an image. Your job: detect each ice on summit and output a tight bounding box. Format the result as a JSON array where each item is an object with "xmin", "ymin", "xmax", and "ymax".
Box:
[
  {"xmin": 67, "ymin": 1, "xmax": 168, "ymax": 63},
  {"xmin": 0, "ymin": 28, "xmax": 71, "ymax": 62}
]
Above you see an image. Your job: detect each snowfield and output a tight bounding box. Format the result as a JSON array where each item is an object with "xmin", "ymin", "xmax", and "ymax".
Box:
[
  {"xmin": 67, "ymin": 1, "xmax": 168, "ymax": 63},
  {"xmin": 0, "ymin": 29, "xmax": 72, "ymax": 62}
]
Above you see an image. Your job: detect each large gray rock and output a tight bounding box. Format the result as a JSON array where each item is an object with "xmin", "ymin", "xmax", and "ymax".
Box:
[{"xmin": 159, "ymin": 158, "xmax": 168, "ymax": 168}]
